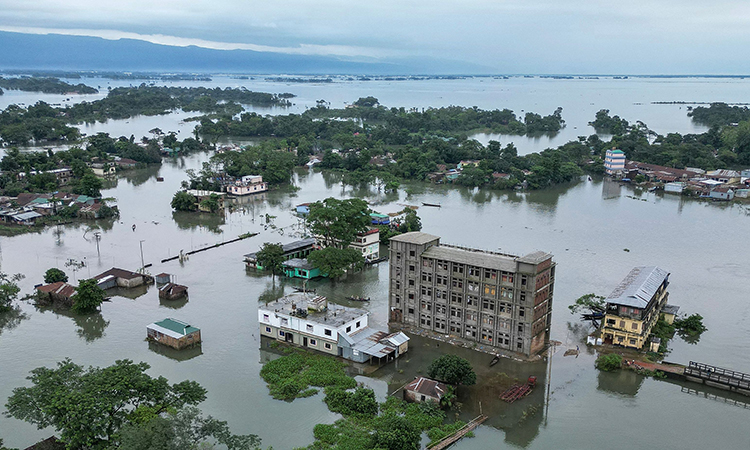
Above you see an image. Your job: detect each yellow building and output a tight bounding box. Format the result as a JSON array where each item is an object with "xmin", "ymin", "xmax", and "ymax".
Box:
[{"xmin": 601, "ymin": 266, "xmax": 671, "ymax": 349}]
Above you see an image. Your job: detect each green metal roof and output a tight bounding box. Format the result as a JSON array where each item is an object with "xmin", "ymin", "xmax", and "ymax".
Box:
[
  {"xmin": 154, "ymin": 318, "xmax": 199, "ymax": 336},
  {"xmin": 609, "ymin": 149, "xmax": 624, "ymax": 154}
]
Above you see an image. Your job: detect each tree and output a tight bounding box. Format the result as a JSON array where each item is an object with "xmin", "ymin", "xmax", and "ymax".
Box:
[
  {"xmin": 199, "ymin": 194, "xmax": 221, "ymax": 213},
  {"xmin": 307, "ymin": 247, "xmax": 364, "ymax": 279},
  {"xmin": 306, "ymin": 198, "xmax": 371, "ymax": 249},
  {"xmin": 43, "ymin": 268, "xmax": 68, "ymax": 284},
  {"xmin": 427, "ymin": 355, "xmax": 476, "ymax": 386},
  {"xmin": 76, "ymin": 173, "xmax": 103, "ymax": 197},
  {"xmin": 353, "ymin": 96, "xmax": 379, "ymax": 107},
  {"xmin": 171, "ymin": 191, "xmax": 198, "ymax": 211},
  {"xmin": 372, "ymin": 414, "xmax": 420, "ymax": 450},
  {"xmin": 0, "ymin": 272, "xmax": 24, "ymax": 313},
  {"xmin": 394, "ymin": 208, "xmax": 422, "ymax": 233},
  {"xmin": 5, "ymin": 359, "xmax": 208, "ymax": 449},
  {"xmin": 71, "ymin": 278, "xmax": 104, "ymax": 313},
  {"xmin": 674, "ymin": 314, "xmax": 707, "ymax": 337},
  {"xmin": 255, "ymin": 242, "xmax": 285, "ymax": 281},
  {"xmin": 568, "ymin": 293, "xmax": 606, "ymax": 315},
  {"xmin": 118, "ymin": 406, "xmax": 261, "ymax": 450}
]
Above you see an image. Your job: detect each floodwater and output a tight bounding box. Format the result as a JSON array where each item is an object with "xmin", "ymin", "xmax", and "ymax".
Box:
[
  {"xmin": 2, "ymin": 77, "xmax": 750, "ymax": 448},
  {"xmin": 5, "ymin": 75, "xmax": 750, "ymax": 155},
  {"xmin": 1, "ymin": 154, "xmax": 750, "ymax": 448}
]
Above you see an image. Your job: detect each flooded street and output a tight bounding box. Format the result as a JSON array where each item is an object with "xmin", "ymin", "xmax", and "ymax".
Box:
[{"xmin": 1, "ymin": 151, "xmax": 749, "ymax": 448}]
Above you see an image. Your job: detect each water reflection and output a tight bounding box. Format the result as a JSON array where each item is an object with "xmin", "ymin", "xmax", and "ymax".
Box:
[
  {"xmin": 117, "ymin": 164, "xmax": 163, "ymax": 187},
  {"xmin": 602, "ymin": 178, "xmax": 622, "ymax": 200},
  {"xmin": 148, "ymin": 340, "xmax": 203, "ymax": 361},
  {"xmin": 172, "ymin": 211, "xmax": 225, "ymax": 234},
  {"xmin": 35, "ymin": 306, "xmax": 109, "ymax": 343},
  {"xmin": 159, "ymin": 295, "xmax": 188, "ymax": 310},
  {"xmin": 597, "ymin": 369, "xmax": 644, "ymax": 397},
  {"xmin": 107, "ymin": 284, "xmax": 150, "ymax": 300},
  {"xmin": 0, "ymin": 306, "xmax": 29, "ymax": 336}
]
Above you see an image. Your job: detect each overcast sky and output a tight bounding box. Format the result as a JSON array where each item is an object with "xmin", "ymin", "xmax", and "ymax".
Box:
[{"xmin": 1, "ymin": 0, "xmax": 749, "ymax": 74}]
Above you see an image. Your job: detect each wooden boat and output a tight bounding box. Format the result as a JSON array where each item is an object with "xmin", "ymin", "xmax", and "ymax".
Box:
[
  {"xmin": 422, "ymin": 202, "xmax": 441, "ymax": 208},
  {"xmin": 500, "ymin": 376, "xmax": 537, "ymax": 403},
  {"xmin": 156, "ymin": 177, "xmax": 164, "ymax": 182},
  {"xmin": 347, "ymin": 296, "xmax": 370, "ymax": 302},
  {"xmin": 490, "ymin": 355, "xmax": 500, "ymax": 367},
  {"xmin": 292, "ymin": 286, "xmax": 315, "ymax": 294}
]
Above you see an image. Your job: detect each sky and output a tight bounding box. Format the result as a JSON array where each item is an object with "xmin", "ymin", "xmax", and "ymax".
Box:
[{"xmin": 1, "ymin": 0, "xmax": 750, "ymax": 74}]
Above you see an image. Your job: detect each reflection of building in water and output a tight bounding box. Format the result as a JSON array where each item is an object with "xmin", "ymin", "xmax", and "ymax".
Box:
[
  {"xmin": 601, "ymin": 177, "xmax": 622, "ymax": 199},
  {"xmin": 597, "ymin": 367, "xmax": 645, "ymax": 397},
  {"xmin": 148, "ymin": 340, "xmax": 203, "ymax": 361}
]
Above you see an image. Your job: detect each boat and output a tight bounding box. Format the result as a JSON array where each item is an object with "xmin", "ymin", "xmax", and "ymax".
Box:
[
  {"xmin": 422, "ymin": 202, "xmax": 441, "ymax": 207},
  {"xmin": 292, "ymin": 286, "xmax": 316, "ymax": 294},
  {"xmin": 347, "ymin": 296, "xmax": 370, "ymax": 302},
  {"xmin": 500, "ymin": 376, "xmax": 537, "ymax": 403},
  {"xmin": 156, "ymin": 177, "xmax": 164, "ymax": 182},
  {"xmin": 490, "ymin": 355, "xmax": 500, "ymax": 367}
]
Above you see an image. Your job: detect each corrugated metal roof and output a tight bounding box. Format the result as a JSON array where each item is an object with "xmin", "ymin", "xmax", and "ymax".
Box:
[
  {"xmin": 405, "ymin": 377, "xmax": 446, "ymax": 398},
  {"xmin": 150, "ymin": 318, "xmax": 200, "ymax": 337},
  {"xmin": 606, "ymin": 266, "xmax": 669, "ymax": 308},
  {"xmin": 12, "ymin": 211, "xmax": 42, "ymax": 221},
  {"xmin": 384, "ymin": 331, "xmax": 409, "ymax": 346}
]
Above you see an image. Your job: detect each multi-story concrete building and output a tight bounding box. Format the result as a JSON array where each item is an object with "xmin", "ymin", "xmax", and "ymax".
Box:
[
  {"xmin": 600, "ymin": 266, "xmax": 672, "ymax": 349},
  {"xmin": 388, "ymin": 232, "xmax": 555, "ymax": 357},
  {"xmin": 604, "ymin": 148, "xmax": 626, "ymax": 175}
]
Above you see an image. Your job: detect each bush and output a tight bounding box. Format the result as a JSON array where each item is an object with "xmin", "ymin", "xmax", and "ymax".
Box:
[
  {"xmin": 324, "ymin": 386, "xmax": 378, "ymax": 418},
  {"xmin": 427, "ymin": 354, "xmax": 476, "ymax": 385},
  {"xmin": 674, "ymin": 314, "xmax": 707, "ymax": 336},
  {"xmin": 595, "ymin": 353, "xmax": 623, "ymax": 372}
]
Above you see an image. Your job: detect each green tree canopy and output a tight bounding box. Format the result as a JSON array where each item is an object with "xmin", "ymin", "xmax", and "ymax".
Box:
[
  {"xmin": 75, "ymin": 173, "xmax": 103, "ymax": 197},
  {"xmin": 5, "ymin": 359, "xmax": 208, "ymax": 449},
  {"xmin": 171, "ymin": 191, "xmax": 198, "ymax": 212},
  {"xmin": 306, "ymin": 197, "xmax": 371, "ymax": 249},
  {"xmin": 71, "ymin": 278, "xmax": 104, "ymax": 314},
  {"xmin": 0, "ymin": 272, "xmax": 24, "ymax": 313},
  {"xmin": 43, "ymin": 268, "xmax": 68, "ymax": 284},
  {"xmin": 118, "ymin": 405, "xmax": 261, "ymax": 450},
  {"xmin": 427, "ymin": 354, "xmax": 477, "ymax": 386},
  {"xmin": 307, "ymin": 247, "xmax": 364, "ymax": 279},
  {"xmin": 372, "ymin": 414, "xmax": 420, "ymax": 450},
  {"xmin": 255, "ymin": 242, "xmax": 285, "ymax": 280}
]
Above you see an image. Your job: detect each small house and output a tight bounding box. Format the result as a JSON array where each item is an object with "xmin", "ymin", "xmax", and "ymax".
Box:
[
  {"xmin": 370, "ymin": 212, "xmax": 390, "ymax": 225},
  {"xmin": 661, "ymin": 304, "xmax": 680, "ymax": 325},
  {"xmin": 244, "ymin": 237, "xmax": 316, "ymax": 269},
  {"xmin": 404, "ymin": 377, "xmax": 447, "ymax": 404},
  {"xmin": 158, "ymin": 283, "xmax": 188, "ymax": 300},
  {"xmin": 147, "ymin": 318, "xmax": 201, "ymax": 350},
  {"xmin": 282, "ymin": 258, "xmax": 322, "ymax": 279},
  {"xmin": 664, "ymin": 182, "xmax": 685, "ymax": 194},
  {"xmin": 709, "ymin": 187, "xmax": 734, "ymax": 201},
  {"xmin": 94, "ymin": 268, "xmax": 153, "ymax": 289},
  {"xmin": 295, "ymin": 203, "xmax": 311, "ymax": 216},
  {"xmin": 35, "ymin": 282, "xmax": 77, "ymax": 307}
]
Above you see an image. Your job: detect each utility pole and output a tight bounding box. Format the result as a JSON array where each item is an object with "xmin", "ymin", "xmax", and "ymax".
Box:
[
  {"xmin": 94, "ymin": 232, "xmax": 101, "ymax": 257},
  {"xmin": 139, "ymin": 240, "xmax": 145, "ymax": 271}
]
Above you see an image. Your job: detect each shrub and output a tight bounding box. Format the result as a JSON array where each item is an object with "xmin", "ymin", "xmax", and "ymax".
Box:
[{"xmin": 595, "ymin": 353, "xmax": 623, "ymax": 372}]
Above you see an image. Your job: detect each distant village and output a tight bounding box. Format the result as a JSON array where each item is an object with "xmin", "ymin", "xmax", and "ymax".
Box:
[{"xmin": 604, "ymin": 148, "xmax": 750, "ymax": 200}]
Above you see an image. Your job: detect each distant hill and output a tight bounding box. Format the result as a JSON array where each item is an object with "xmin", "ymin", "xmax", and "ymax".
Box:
[{"xmin": 0, "ymin": 31, "xmax": 490, "ymax": 75}]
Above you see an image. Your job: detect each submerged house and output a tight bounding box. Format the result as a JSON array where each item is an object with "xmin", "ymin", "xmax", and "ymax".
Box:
[
  {"xmin": 600, "ymin": 266, "xmax": 676, "ymax": 349},
  {"xmin": 259, "ymin": 292, "xmax": 409, "ymax": 365},
  {"xmin": 404, "ymin": 377, "xmax": 447, "ymax": 404},
  {"xmin": 35, "ymin": 282, "xmax": 77, "ymax": 307},
  {"xmin": 227, "ymin": 175, "xmax": 268, "ymax": 196},
  {"xmin": 147, "ymin": 318, "xmax": 201, "ymax": 350},
  {"xmin": 158, "ymin": 283, "xmax": 188, "ymax": 300}
]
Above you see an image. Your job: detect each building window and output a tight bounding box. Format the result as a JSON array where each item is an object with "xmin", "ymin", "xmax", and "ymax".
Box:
[
  {"xmin": 324, "ymin": 329, "xmax": 332, "ymax": 336},
  {"xmin": 517, "ymin": 342, "xmax": 523, "ymax": 349},
  {"xmin": 466, "ymin": 311, "xmax": 477, "ymax": 321},
  {"xmin": 265, "ymin": 326, "xmax": 271, "ymax": 333},
  {"xmin": 620, "ymin": 320, "xmax": 626, "ymax": 328},
  {"xmin": 450, "ymin": 307, "xmax": 462, "ymax": 318},
  {"xmin": 450, "ymin": 292, "xmax": 463, "ymax": 304},
  {"xmin": 279, "ymin": 330, "xmax": 285, "ymax": 337},
  {"xmin": 467, "ymin": 281, "xmax": 480, "ymax": 293},
  {"xmin": 521, "ymin": 275, "xmax": 528, "ymax": 286},
  {"xmin": 423, "ymin": 259, "xmax": 433, "ymax": 268},
  {"xmin": 409, "ymin": 279, "xmax": 415, "ymax": 287},
  {"xmin": 631, "ymin": 322, "xmax": 638, "ymax": 330},
  {"xmin": 307, "ymin": 324, "xmax": 314, "ymax": 332},
  {"xmin": 356, "ymin": 321, "xmax": 361, "ymax": 328},
  {"xmin": 346, "ymin": 326, "xmax": 352, "ymax": 333},
  {"xmin": 451, "ymin": 279, "xmax": 463, "ymax": 289},
  {"xmin": 466, "ymin": 295, "xmax": 477, "ymax": 307},
  {"xmin": 422, "ymin": 273, "xmax": 432, "ymax": 283},
  {"xmin": 482, "ymin": 299, "xmax": 495, "ymax": 311},
  {"xmin": 324, "ymin": 343, "xmax": 332, "ymax": 350},
  {"xmin": 409, "ymin": 265, "xmax": 415, "ymax": 272},
  {"xmin": 436, "ymin": 275, "xmax": 448, "ymax": 286},
  {"xmin": 629, "ymin": 339, "xmax": 637, "ymax": 345},
  {"xmin": 263, "ymin": 314, "xmax": 270, "ymax": 321},
  {"xmin": 468, "ymin": 267, "xmax": 481, "ymax": 277},
  {"xmin": 421, "ymin": 286, "xmax": 433, "ymax": 297},
  {"xmin": 396, "ymin": 281, "xmax": 401, "ymax": 290},
  {"xmin": 310, "ymin": 339, "xmax": 317, "ymax": 346},
  {"xmin": 518, "ymin": 324, "xmax": 523, "ymax": 333},
  {"xmin": 408, "ymin": 307, "xmax": 415, "ymax": 314},
  {"xmin": 408, "ymin": 293, "xmax": 415, "ymax": 300},
  {"xmin": 281, "ymin": 318, "xmax": 289, "ymax": 326},
  {"xmin": 452, "ymin": 264, "xmax": 464, "ymax": 274},
  {"xmin": 519, "ymin": 307, "xmax": 525, "ymax": 317},
  {"xmin": 501, "ymin": 288, "xmax": 513, "ymax": 299},
  {"xmin": 501, "ymin": 272, "xmax": 514, "ymax": 284},
  {"xmin": 485, "ymin": 269, "xmax": 497, "ymax": 280}
]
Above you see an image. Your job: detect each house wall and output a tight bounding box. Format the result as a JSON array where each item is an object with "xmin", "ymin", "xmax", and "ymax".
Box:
[
  {"xmin": 147, "ymin": 328, "xmax": 201, "ymax": 350},
  {"xmin": 259, "ymin": 323, "xmax": 338, "ymax": 356},
  {"xmin": 403, "ymin": 390, "xmax": 439, "ymax": 404},
  {"xmin": 117, "ymin": 277, "xmax": 145, "ymax": 288}
]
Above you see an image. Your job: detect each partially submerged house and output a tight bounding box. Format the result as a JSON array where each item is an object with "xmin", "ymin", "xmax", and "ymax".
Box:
[
  {"xmin": 404, "ymin": 377, "xmax": 447, "ymax": 404},
  {"xmin": 147, "ymin": 318, "xmax": 201, "ymax": 349},
  {"xmin": 35, "ymin": 282, "xmax": 77, "ymax": 307},
  {"xmin": 94, "ymin": 268, "xmax": 153, "ymax": 289},
  {"xmin": 244, "ymin": 238, "xmax": 317, "ymax": 270},
  {"xmin": 158, "ymin": 283, "xmax": 188, "ymax": 300},
  {"xmin": 259, "ymin": 292, "xmax": 409, "ymax": 365},
  {"xmin": 282, "ymin": 258, "xmax": 322, "ymax": 279},
  {"xmin": 600, "ymin": 266, "xmax": 676, "ymax": 349},
  {"xmin": 227, "ymin": 175, "xmax": 268, "ymax": 196},
  {"xmin": 349, "ymin": 228, "xmax": 380, "ymax": 262}
]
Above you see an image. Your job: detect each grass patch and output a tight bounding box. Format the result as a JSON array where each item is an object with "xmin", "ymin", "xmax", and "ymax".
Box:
[
  {"xmin": 259, "ymin": 349, "xmax": 356, "ymax": 400},
  {"xmin": 595, "ymin": 353, "xmax": 623, "ymax": 372}
]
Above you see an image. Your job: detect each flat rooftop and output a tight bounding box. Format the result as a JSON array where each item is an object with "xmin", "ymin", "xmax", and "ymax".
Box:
[
  {"xmin": 422, "ymin": 245, "xmax": 519, "ymax": 272},
  {"xmin": 390, "ymin": 231, "xmax": 440, "ymax": 245},
  {"xmin": 260, "ymin": 292, "xmax": 367, "ymax": 328}
]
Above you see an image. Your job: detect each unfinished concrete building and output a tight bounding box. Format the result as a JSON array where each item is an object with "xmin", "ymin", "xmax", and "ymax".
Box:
[{"xmin": 388, "ymin": 232, "xmax": 554, "ymax": 357}]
